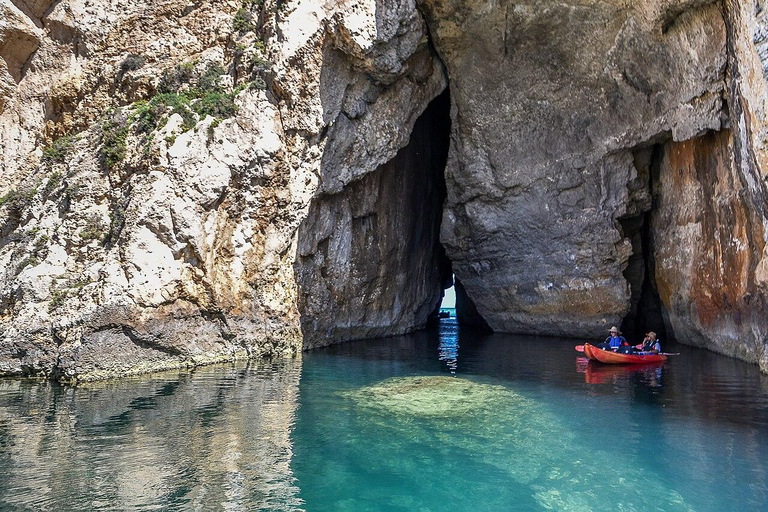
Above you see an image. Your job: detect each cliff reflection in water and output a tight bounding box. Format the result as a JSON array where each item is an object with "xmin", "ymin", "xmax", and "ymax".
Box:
[{"xmin": 0, "ymin": 360, "xmax": 302, "ymax": 511}]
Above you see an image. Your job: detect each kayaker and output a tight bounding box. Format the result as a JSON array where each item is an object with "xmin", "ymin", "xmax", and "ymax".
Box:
[
  {"xmin": 602, "ymin": 326, "xmax": 626, "ymax": 350},
  {"xmin": 642, "ymin": 332, "xmax": 661, "ymax": 354}
]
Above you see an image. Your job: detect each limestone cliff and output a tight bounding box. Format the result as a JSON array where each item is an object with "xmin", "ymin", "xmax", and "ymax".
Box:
[
  {"xmin": 419, "ymin": 0, "xmax": 767, "ymax": 369},
  {"xmin": 0, "ymin": 0, "xmax": 446, "ymax": 381},
  {"xmin": 1, "ymin": 0, "xmax": 767, "ymax": 380}
]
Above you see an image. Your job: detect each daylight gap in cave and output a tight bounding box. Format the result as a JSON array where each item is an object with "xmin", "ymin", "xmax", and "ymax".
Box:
[
  {"xmin": 420, "ymin": 90, "xmax": 489, "ymax": 331},
  {"xmin": 420, "ymin": 88, "xmax": 453, "ymax": 327},
  {"xmin": 619, "ymin": 144, "xmax": 669, "ymax": 341},
  {"xmin": 295, "ymin": 86, "xmax": 469, "ymax": 347}
]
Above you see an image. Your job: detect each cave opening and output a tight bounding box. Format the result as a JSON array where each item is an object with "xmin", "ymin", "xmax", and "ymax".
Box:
[
  {"xmin": 296, "ymin": 82, "xmax": 495, "ymax": 348},
  {"xmin": 619, "ymin": 144, "xmax": 669, "ymax": 342},
  {"xmin": 296, "ymin": 87, "xmax": 464, "ymax": 347},
  {"xmin": 421, "ymin": 95, "xmax": 489, "ymax": 332}
]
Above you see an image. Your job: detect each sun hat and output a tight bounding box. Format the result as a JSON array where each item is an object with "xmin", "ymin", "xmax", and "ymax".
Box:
[{"xmin": 609, "ymin": 326, "xmax": 620, "ymax": 333}]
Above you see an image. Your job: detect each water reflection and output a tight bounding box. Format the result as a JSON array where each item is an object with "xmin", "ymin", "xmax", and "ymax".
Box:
[
  {"xmin": 577, "ymin": 358, "xmax": 664, "ymax": 387},
  {"xmin": 0, "ymin": 360, "xmax": 302, "ymax": 511},
  {"xmin": 437, "ymin": 315, "xmax": 459, "ymax": 373}
]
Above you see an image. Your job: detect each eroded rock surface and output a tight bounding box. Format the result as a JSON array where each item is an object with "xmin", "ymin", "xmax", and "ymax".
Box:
[
  {"xmin": 653, "ymin": 130, "xmax": 768, "ymax": 369},
  {"xmin": 296, "ymin": 91, "xmax": 450, "ymax": 348},
  {"xmin": 0, "ymin": 0, "xmax": 447, "ymax": 381},
  {"xmin": 1, "ymin": 0, "xmax": 768, "ymax": 379},
  {"xmin": 420, "ymin": 0, "xmax": 729, "ymax": 337},
  {"xmin": 417, "ymin": 0, "xmax": 768, "ymax": 368}
]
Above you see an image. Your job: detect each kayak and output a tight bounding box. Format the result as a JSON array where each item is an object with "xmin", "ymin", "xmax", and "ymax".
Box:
[{"xmin": 583, "ymin": 343, "xmax": 667, "ymax": 364}]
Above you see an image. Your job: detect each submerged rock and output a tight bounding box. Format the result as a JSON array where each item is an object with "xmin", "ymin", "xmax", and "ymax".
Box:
[
  {"xmin": 344, "ymin": 375, "xmax": 515, "ymax": 417},
  {"xmin": 343, "ymin": 375, "xmax": 692, "ymax": 510}
]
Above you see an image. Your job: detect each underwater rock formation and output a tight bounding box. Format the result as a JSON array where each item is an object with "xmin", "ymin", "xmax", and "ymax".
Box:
[{"xmin": 342, "ymin": 375, "xmax": 693, "ymax": 509}]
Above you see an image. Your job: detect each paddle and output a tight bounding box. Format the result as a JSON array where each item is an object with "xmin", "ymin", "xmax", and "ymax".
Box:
[{"xmin": 575, "ymin": 344, "xmax": 642, "ymax": 352}]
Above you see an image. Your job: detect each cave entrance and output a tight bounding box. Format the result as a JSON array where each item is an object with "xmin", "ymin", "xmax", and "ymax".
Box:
[
  {"xmin": 296, "ymin": 88, "xmax": 458, "ymax": 348},
  {"xmin": 431, "ymin": 272, "xmax": 491, "ymax": 331},
  {"xmin": 619, "ymin": 145, "xmax": 668, "ymax": 342}
]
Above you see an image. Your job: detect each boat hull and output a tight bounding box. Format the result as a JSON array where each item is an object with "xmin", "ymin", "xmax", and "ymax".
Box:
[{"xmin": 583, "ymin": 343, "xmax": 667, "ymax": 364}]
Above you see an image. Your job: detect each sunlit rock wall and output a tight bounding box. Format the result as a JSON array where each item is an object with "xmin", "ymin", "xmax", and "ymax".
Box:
[
  {"xmin": 1, "ymin": 0, "xmax": 767, "ymax": 379},
  {"xmin": 0, "ymin": 0, "xmax": 448, "ymax": 380}
]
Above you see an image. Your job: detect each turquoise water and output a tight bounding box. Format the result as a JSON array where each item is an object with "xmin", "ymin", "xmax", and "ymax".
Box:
[{"xmin": 2, "ymin": 317, "xmax": 768, "ymax": 510}]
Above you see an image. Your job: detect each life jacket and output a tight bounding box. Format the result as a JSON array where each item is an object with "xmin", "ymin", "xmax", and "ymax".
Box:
[
  {"xmin": 606, "ymin": 335, "xmax": 624, "ymax": 349},
  {"xmin": 641, "ymin": 339, "xmax": 661, "ymax": 354}
]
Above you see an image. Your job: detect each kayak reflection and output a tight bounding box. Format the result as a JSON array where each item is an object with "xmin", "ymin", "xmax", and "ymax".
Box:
[{"xmin": 579, "ymin": 359, "xmax": 664, "ymax": 386}]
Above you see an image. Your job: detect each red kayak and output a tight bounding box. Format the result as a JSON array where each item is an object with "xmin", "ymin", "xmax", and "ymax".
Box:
[{"xmin": 583, "ymin": 343, "xmax": 667, "ymax": 364}]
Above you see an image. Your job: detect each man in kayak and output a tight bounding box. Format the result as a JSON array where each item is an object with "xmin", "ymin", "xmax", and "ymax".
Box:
[
  {"xmin": 599, "ymin": 326, "xmax": 626, "ymax": 351},
  {"xmin": 641, "ymin": 332, "xmax": 661, "ymax": 354}
]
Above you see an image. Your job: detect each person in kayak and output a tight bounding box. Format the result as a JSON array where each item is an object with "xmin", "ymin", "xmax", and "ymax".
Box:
[
  {"xmin": 599, "ymin": 326, "xmax": 626, "ymax": 351},
  {"xmin": 641, "ymin": 332, "xmax": 661, "ymax": 354}
]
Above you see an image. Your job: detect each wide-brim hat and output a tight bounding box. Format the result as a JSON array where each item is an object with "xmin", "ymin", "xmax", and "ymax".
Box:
[
  {"xmin": 609, "ymin": 326, "xmax": 620, "ymax": 333},
  {"xmin": 645, "ymin": 331, "xmax": 657, "ymax": 339}
]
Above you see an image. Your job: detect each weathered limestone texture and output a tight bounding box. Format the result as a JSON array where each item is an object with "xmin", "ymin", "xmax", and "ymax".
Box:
[
  {"xmin": 722, "ymin": 0, "xmax": 768, "ymax": 371},
  {"xmin": 0, "ymin": 0, "xmax": 446, "ymax": 381},
  {"xmin": 419, "ymin": 0, "xmax": 728, "ymax": 336},
  {"xmin": 653, "ymin": 130, "xmax": 768, "ymax": 371},
  {"xmin": 416, "ymin": 0, "xmax": 768, "ymax": 367},
  {"xmin": 296, "ymin": 91, "xmax": 450, "ymax": 347},
  {"xmin": 1, "ymin": 0, "xmax": 768, "ymax": 379}
]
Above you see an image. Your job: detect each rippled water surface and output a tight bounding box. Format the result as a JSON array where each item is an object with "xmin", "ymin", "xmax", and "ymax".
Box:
[{"xmin": 2, "ymin": 317, "xmax": 768, "ymax": 510}]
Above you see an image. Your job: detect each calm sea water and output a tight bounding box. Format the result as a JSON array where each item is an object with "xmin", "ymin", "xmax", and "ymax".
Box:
[{"xmin": 2, "ymin": 316, "xmax": 768, "ymax": 510}]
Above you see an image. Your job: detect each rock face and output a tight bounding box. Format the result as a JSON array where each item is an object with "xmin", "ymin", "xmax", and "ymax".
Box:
[
  {"xmin": 417, "ymin": 0, "xmax": 768, "ymax": 367},
  {"xmin": 296, "ymin": 91, "xmax": 451, "ymax": 347},
  {"xmin": 420, "ymin": 0, "xmax": 729, "ymax": 337},
  {"xmin": 653, "ymin": 130, "xmax": 768, "ymax": 370},
  {"xmin": 1, "ymin": 0, "xmax": 767, "ymax": 379},
  {"xmin": 0, "ymin": 0, "xmax": 447, "ymax": 381}
]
